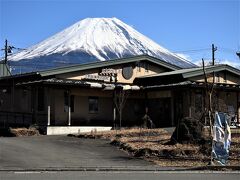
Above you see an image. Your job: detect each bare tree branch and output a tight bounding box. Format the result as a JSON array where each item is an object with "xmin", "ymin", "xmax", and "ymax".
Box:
[{"xmin": 114, "ymin": 88, "xmax": 129, "ymax": 129}]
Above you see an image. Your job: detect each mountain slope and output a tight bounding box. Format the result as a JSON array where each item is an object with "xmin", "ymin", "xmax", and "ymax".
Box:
[{"xmin": 8, "ymin": 17, "xmax": 197, "ymax": 73}]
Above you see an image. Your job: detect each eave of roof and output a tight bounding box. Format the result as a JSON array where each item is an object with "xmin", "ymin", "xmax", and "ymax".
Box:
[
  {"xmin": 15, "ymin": 78, "xmax": 90, "ymax": 87},
  {"xmin": 182, "ymin": 64, "xmax": 240, "ymax": 78},
  {"xmin": 38, "ymin": 55, "xmax": 181, "ymax": 77},
  {"xmin": 0, "ymin": 71, "xmax": 40, "ymax": 81},
  {"xmin": 144, "ymin": 81, "xmax": 240, "ymax": 91},
  {"xmin": 136, "ymin": 64, "xmax": 240, "ymax": 80},
  {"xmin": 15, "ymin": 78, "xmax": 141, "ymax": 90},
  {"xmin": 0, "ymin": 55, "xmax": 191, "ymax": 80}
]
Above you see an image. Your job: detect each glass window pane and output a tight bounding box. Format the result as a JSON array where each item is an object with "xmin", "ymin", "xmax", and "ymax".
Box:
[{"xmin": 89, "ymin": 97, "xmax": 98, "ymax": 113}]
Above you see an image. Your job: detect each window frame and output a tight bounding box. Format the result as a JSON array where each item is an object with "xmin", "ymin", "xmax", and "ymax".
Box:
[{"xmin": 88, "ymin": 96, "xmax": 99, "ymax": 114}]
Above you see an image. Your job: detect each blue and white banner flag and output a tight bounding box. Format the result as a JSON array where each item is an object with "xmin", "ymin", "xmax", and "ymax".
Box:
[{"xmin": 212, "ymin": 112, "xmax": 231, "ymax": 165}]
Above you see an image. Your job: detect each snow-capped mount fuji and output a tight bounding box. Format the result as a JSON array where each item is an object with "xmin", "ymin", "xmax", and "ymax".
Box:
[{"xmin": 8, "ymin": 17, "xmax": 196, "ymax": 73}]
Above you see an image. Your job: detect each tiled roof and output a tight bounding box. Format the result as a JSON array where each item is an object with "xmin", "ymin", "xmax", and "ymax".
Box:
[
  {"xmin": 137, "ymin": 64, "xmax": 240, "ymax": 79},
  {"xmin": 144, "ymin": 81, "xmax": 240, "ymax": 90}
]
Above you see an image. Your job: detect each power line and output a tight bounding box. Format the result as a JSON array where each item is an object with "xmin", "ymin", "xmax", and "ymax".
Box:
[
  {"xmin": 10, "ymin": 61, "xmax": 79, "ymax": 67},
  {"xmin": 173, "ymin": 48, "xmax": 211, "ymax": 53},
  {"xmin": 0, "ymin": 39, "xmax": 26, "ymax": 63},
  {"xmin": 218, "ymin": 47, "xmax": 236, "ymax": 52}
]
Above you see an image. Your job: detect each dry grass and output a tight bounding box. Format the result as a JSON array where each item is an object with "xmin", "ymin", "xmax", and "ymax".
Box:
[
  {"xmin": 73, "ymin": 128, "xmax": 240, "ymax": 167},
  {"xmin": 9, "ymin": 127, "xmax": 40, "ymax": 137}
]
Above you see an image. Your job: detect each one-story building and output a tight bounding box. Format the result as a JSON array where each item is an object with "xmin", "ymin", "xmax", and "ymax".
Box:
[{"xmin": 0, "ymin": 55, "xmax": 239, "ymax": 134}]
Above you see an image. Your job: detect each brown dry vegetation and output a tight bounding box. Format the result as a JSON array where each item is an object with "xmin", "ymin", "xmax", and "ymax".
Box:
[
  {"xmin": 71, "ymin": 128, "xmax": 240, "ymax": 167},
  {"xmin": 9, "ymin": 127, "xmax": 40, "ymax": 137}
]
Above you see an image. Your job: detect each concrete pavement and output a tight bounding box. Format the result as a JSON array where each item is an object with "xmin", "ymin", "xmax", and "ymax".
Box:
[
  {"xmin": 0, "ymin": 135, "xmax": 155, "ymax": 170},
  {"xmin": 1, "ymin": 171, "xmax": 239, "ymax": 180}
]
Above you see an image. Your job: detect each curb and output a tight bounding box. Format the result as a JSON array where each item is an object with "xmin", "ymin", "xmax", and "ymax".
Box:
[
  {"xmin": 188, "ymin": 166, "xmax": 240, "ymax": 171},
  {"xmin": 0, "ymin": 166, "xmax": 239, "ymax": 172},
  {"xmin": 0, "ymin": 167, "xmax": 180, "ymax": 172}
]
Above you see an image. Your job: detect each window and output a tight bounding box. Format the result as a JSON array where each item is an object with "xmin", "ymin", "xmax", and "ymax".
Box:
[
  {"xmin": 89, "ymin": 97, "xmax": 98, "ymax": 113},
  {"xmin": 37, "ymin": 87, "xmax": 45, "ymax": 111},
  {"xmin": 64, "ymin": 91, "xmax": 74, "ymax": 112}
]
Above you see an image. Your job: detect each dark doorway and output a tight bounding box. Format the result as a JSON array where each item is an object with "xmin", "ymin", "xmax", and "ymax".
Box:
[{"xmin": 148, "ymin": 98, "xmax": 172, "ymax": 127}]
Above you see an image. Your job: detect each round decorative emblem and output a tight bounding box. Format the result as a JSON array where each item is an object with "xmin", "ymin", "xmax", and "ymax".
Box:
[{"xmin": 122, "ymin": 66, "xmax": 133, "ymax": 80}]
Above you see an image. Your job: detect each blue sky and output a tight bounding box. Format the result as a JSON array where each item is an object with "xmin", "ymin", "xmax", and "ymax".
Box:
[{"xmin": 0, "ymin": 0, "xmax": 239, "ymax": 67}]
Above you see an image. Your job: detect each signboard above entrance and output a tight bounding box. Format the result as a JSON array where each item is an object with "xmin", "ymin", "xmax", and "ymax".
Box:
[
  {"xmin": 100, "ymin": 68, "xmax": 119, "ymax": 75},
  {"xmin": 84, "ymin": 74, "xmax": 110, "ymax": 81},
  {"xmin": 83, "ymin": 68, "xmax": 120, "ymax": 82}
]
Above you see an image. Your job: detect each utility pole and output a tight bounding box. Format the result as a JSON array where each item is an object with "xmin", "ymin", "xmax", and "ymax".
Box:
[
  {"xmin": 2, "ymin": 39, "xmax": 12, "ymax": 64},
  {"xmin": 2, "ymin": 39, "xmax": 25, "ymax": 63},
  {"xmin": 212, "ymin": 44, "xmax": 217, "ymax": 65},
  {"xmin": 1, "ymin": 39, "xmax": 25, "ymax": 76},
  {"xmin": 0, "ymin": 39, "xmax": 12, "ymax": 76},
  {"xmin": 4, "ymin": 39, "xmax": 8, "ymax": 63}
]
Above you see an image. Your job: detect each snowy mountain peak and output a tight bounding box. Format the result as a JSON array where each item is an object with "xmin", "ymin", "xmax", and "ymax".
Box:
[{"xmin": 8, "ymin": 17, "xmax": 196, "ymax": 72}]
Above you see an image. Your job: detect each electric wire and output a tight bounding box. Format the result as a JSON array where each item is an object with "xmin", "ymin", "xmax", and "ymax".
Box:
[
  {"xmin": 173, "ymin": 48, "xmax": 211, "ymax": 54},
  {"xmin": 1, "ymin": 42, "xmax": 239, "ymax": 72}
]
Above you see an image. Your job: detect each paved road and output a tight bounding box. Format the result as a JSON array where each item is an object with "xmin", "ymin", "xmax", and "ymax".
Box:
[
  {"xmin": 0, "ymin": 136, "xmax": 154, "ymax": 170},
  {"xmin": 0, "ymin": 171, "xmax": 239, "ymax": 180}
]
